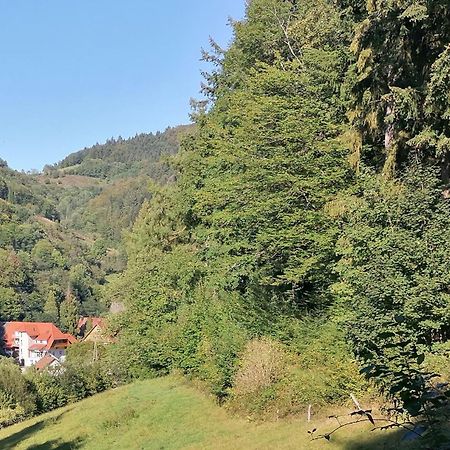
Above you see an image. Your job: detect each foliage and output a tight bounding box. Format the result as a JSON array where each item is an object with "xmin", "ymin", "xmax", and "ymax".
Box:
[
  {"xmin": 106, "ymin": 1, "xmax": 450, "ymax": 441},
  {"xmin": 60, "ymin": 289, "xmax": 80, "ymax": 335},
  {"xmin": 53, "ymin": 126, "xmax": 191, "ymax": 173},
  {"xmin": 0, "ymin": 169, "xmax": 107, "ymax": 322},
  {"xmin": 1, "ymin": 0, "xmax": 450, "ymax": 444},
  {"xmin": 346, "ymin": 0, "xmax": 450, "ymax": 177},
  {"xmin": 108, "ymin": 0, "xmax": 363, "ymax": 415},
  {"xmin": 0, "ymin": 125, "xmax": 189, "ymax": 322},
  {"xmin": 335, "ymin": 165, "xmax": 450, "ymax": 434},
  {"xmin": 0, "ymin": 358, "xmax": 36, "ymax": 427},
  {"xmin": 0, "ymin": 340, "xmax": 126, "ymax": 426}
]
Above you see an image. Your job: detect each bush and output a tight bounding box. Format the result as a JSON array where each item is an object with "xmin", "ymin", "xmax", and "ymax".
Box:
[
  {"xmin": 232, "ymin": 338, "xmax": 288, "ymax": 397},
  {"xmin": 26, "ymin": 370, "xmax": 68, "ymax": 413},
  {"xmin": 228, "ymin": 321, "xmax": 368, "ymax": 419},
  {"xmin": 228, "ymin": 338, "xmax": 291, "ymax": 418},
  {"xmin": 0, "ymin": 358, "xmax": 37, "ymax": 426},
  {"xmin": 173, "ymin": 295, "xmax": 247, "ymax": 399},
  {"xmin": 22, "ymin": 344, "xmax": 127, "ymax": 417}
]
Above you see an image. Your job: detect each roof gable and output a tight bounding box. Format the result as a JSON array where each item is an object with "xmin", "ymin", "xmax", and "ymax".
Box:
[{"xmin": 35, "ymin": 354, "xmax": 60, "ymax": 371}]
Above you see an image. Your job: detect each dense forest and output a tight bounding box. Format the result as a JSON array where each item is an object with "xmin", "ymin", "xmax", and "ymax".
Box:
[
  {"xmin": 1, "ymin": 0, "xmax": 450, "ymax": 446},
  {"xmin": 107, "ymin": 0, "xmax": 450, "ymax": 445},
  {"xmin": 43, "ymin": 125, "xmax": 192, "ymax": 244}
]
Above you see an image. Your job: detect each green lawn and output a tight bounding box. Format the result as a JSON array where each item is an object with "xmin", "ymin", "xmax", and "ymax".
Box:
[{"xmin": 0, "ymin": 376, "xmax": 418, "ymax": 450}]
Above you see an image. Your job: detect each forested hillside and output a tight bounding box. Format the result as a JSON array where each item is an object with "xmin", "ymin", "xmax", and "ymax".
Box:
[
  {"xmin": 48, "ymin": 126, "xmax": 192, "ymax": 179},
  {"xmin": 0, "ymin": 163, "xmax": 107, "ymax": 329},
  {"xmin": 0, "ymin": 126, "xmax": 189, "ymax": 330},
  {"xmin": 40, "ymin": 126, "xmax": 191, "ymax": 244}
]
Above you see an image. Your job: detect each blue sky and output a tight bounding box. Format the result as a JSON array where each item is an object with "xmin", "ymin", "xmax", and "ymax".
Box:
[{"xmin": 0, "ymin": 1, "xmax": 245, "ymax": 171}]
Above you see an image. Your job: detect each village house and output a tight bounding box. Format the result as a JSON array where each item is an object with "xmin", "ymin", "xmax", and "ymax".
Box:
[
  {"xmin": 34, "ymin": 354, "xmax": 62, "ymax": 372},
  {"xmin": 77, "ymin": 317, "xmax": 112, "ymax": 343},
  {"xmin": 2, "ymin": 322, "xmax": 77, "ymax": 368}
]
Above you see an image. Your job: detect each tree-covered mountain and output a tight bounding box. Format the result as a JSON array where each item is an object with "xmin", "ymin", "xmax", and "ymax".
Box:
[
  {"xmin": 0, "ymin": 125, "xmax": 192, "ymax": 328},
  {"xmin": 47, "ymin": 125, "xmax": 193, "ymax": 180},
  {"xmin": 40, "ymin": 125, "xmax": 193, "ymax": 244},
  {"xmin": 0, "ymin": 164, "xmax": 107, "ymax": 327}
]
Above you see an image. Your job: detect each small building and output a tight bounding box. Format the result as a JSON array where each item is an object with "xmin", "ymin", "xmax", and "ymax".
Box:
[
  {"xmin": 34, "ymin": 354, "xmax": 62, "ymax": 372},
  {"xmin": 2, "ymin": 322, "xmax": 77, "ymax": 368},
  {"xmin": 77, "ymin": 317, "xmax": 112, "ymax": 343}
]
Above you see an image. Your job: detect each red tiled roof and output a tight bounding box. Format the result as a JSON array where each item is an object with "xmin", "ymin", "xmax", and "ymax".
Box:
[
  {"xmin": 2, "ymin": 322, "xmax": 77, "ymax": 350},
  {"xmin": 77, "ymin": 317, "xmax": 105, "ymax": 329},
  {"xmin": 29, "ymin": 343, "xmax": 46, "ymax": 351},
  {"xmin": 35, "ymin": 354, "xmax": 60, "ymax": 371}
]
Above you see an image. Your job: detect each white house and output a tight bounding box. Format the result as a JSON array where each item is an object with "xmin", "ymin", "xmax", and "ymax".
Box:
[{"xmin": 2, "ymin": 322, "xmax": 77, "ymax": 368}]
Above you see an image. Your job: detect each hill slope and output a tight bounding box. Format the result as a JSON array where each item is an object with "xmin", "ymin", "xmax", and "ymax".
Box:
[
  {"xmin": 48, "ymin": 125, "xmax": 193, "ymax": 180},
  {"xmin": 0, "ymin": 124, "xmax": 191, "ymax": 323},
  {"xmin": 0, "ymin": 376, "xmax": 417, "ymax": 450},
  {"xmin": 0, "ymin": 165, "xmax": 109, "ymax": 324},
  {"xmin": 41, "ymin": 125, "xmax": 193, "ymax": 245}
]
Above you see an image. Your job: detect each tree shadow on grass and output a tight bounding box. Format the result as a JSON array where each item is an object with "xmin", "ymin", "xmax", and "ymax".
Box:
[
  {"xmin": 0, "ymin": 410, "xmax": 85, "ymax": 450},
  {"xmin": 343, "ymin": 428, "xmax": 414, "ymax": 450},
  {"xmin": 0, "ymin": 420, "xmax": 47, "ymax": 450},
  {"xmin": 25, "ymin": 437, "xmax": 85, "ymax": 450},
  {"xmin": 310, "ymin": 417, "xmax": 446, "ymax": 450},
  {"xmin": 308, "ymin": 427, "xmax": 407, "ymax": 450},
  {"xmin": 343, "ymin": 424, "xmax": 450, "ymax": 450}
]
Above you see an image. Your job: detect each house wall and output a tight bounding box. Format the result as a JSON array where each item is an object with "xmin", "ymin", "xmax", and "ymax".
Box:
[
  {"xmin": 8, "ymin": 325, "xmax": 74, "ymax": 368},
  {"xmin": 84, "ymin": 326, "xmax": 105, "ymax": 343},
  {"xmin": 48, "ymin": 348, "xmax": 66, "ymax": 360},
  {"xmin": 17, "ymin": 331, "xmax": 31, "ymax": 366},
  {"xmin": 16, "ymin": 332, "xmax": 68, "ymax": 367}
]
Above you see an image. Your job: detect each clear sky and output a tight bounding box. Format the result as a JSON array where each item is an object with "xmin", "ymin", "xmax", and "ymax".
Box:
[{"xmin": 0, "ymin": 1, "xmax": 245, "ymax": 171}]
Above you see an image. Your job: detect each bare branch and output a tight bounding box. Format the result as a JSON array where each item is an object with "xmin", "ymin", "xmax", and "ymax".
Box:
[
  {"xmin": 310, "ymin": 416, "xmax": 424, "ymax": 443},
  {"xmin": 270, "ymin": 6, "xmax": 302, "ymax": 65}
]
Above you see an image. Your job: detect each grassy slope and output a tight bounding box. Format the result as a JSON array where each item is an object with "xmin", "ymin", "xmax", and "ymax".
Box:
[{"xmin": 0, "ymin": 376, "xmax": 417, "ymax": 450}]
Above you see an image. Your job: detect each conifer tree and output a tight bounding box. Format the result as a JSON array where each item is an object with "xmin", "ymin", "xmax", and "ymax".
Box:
[
  {"xmin": 60, "ymin": 287, "xmax": 79, "ymax": 335},
  {"xmin": 43, "ymin": 288, "xmax": 59, "ymax": 324},
  {"xmin": 346, "ymin": 0, "xmax": 450, "ymax": 177}
]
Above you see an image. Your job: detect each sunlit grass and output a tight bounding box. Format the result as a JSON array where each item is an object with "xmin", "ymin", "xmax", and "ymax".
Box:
[{"xmin": 0, "ymin": 376, "xmax": 420, "ymax": 450}]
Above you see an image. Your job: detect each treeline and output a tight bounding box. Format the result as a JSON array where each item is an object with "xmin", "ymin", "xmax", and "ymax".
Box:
[
  {"xmin": 47, "ymin": 125, "xmax": 193, "ymax": 179},
  {"xmin": 110, "ymin": 0, "xmax": 450, "ymax": 441},
  {"xmin": 42, "ymin": 126, "xmax": 192, "ymax": 246}
]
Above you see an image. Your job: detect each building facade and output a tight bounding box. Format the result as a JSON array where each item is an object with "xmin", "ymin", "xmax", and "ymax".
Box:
[{"xmin": 2, "ymin": 322, "xmax": 77, "ymax": 368}]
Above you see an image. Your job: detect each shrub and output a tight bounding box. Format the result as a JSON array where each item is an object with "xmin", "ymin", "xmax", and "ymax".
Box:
[
  {"xmin": 26, "ymin": 370, "xmax": 68, "ymax": 413},
  {"xmin": 173, "ymin": 295, "xmax": 247, "ymax": 399},
  {"xmin": 228, "ymin": 321, "xmax": 368, "ymax": 419},
  {"xmin": 232, "ymin": 338, "xmax": 288, "ymax": 397},
  {"xmin": 0, "ymin": 358, "xmax": 37, "ymax": 426}
]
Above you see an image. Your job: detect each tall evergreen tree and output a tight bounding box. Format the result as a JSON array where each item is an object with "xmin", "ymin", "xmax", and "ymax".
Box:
[
  {"xmin": 346, "ymin": 0, "xmax": 450, "ymax": 177},
  {"xmin": 43, "ymin": 288, "xmax": 60, "ymax": 324},
  {"xmin": 60, "ymin": 287, "xmax": 79, "ymax": 335}
]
